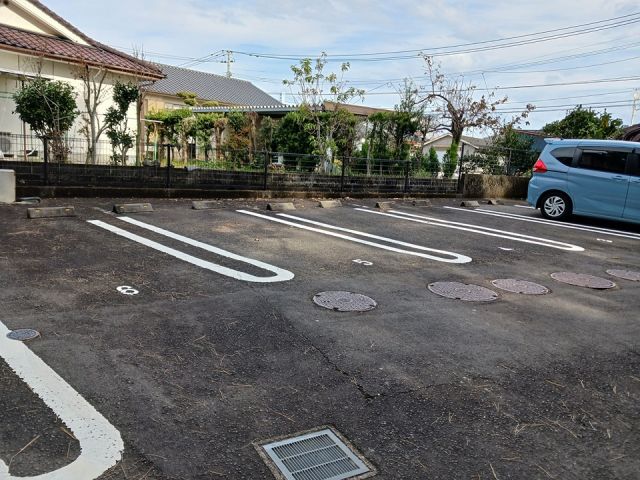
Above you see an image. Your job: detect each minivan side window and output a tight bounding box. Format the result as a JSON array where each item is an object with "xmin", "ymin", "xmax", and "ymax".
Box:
[
  {"xmin": 551, "ymin": 147, "xmax": 576, "ymax": 166},
  {"xmin": 576, "ymin": 149, "xmax": 629, "ymax": 174}
]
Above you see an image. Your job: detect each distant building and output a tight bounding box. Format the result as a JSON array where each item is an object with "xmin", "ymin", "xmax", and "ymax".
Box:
[
  {"xmin": 144, "ymin": 63, "xmax": 281, "ymax": 113},
  {"xmin": 421, "ymin": 133, "xmax": 490, "ymax": 161},
  {"xmin": 621, "ymin": 124, "xmax": 640, "ymax": 142},
  {"xmin": 513, "ymin": 129, "xmax": 547, "ymax": 152}
]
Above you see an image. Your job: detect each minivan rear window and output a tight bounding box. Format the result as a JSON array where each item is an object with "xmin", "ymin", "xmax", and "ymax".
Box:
[
  {"xmin": 577, "ymin": 149, "xmax": 629, "ymax": 174},
  {"xmin": 550, "ymin": 147, "xmax": 576, "ymax": 166}
]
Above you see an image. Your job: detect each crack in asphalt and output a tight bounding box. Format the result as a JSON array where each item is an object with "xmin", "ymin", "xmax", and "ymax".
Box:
[{"xmin": 254, "ymin": 288, "xmax": 439, "ymax": 401}]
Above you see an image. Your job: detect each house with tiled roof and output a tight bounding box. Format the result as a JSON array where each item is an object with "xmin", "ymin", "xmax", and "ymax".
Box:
[
  {"xmin": 0, "ymin": 0, "xmax": 163, "ymax": 160},
  {"xmin": 144, "ymin": 63, "xmax": 281, "ymax": 114}
]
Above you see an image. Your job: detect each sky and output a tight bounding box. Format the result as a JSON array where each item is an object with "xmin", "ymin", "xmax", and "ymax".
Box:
[{"xmin": 44, "ymin": 0, "xmax": 640, "ymax": 133}]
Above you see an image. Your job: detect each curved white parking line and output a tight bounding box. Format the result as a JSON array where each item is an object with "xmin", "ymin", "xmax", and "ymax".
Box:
[
  {"xmin": 444, "ymin": 207, "xmax": 640, "ymax": 240},
  {"xmin": 355, "ymin": 208, "xmax": 584, "ymax": 252},
  {"xmin": 237, "ymin": 210, "xmax": 471, "ymax": 264},
  {"xmin": 0, "ymin": 321, "xmax": 123, "ymax": 480},
  {"xmin": 87, "ymin": 219, "xmax": 294, "ymax": 283}
]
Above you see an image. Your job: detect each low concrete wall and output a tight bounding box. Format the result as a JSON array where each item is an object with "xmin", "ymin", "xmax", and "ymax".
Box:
[
  {"xmin": 463, "ymin": 174, "xmax": 530, "ymax": 199},
  {"xmin": 1, "ymin": 160, "xmax": 459, "ymax": 198}
]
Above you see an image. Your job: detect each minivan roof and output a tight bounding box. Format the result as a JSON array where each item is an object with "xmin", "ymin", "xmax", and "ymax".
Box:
[{"xmin": 544, "ymin": 138, "xmax": 640, "ymax": 149}]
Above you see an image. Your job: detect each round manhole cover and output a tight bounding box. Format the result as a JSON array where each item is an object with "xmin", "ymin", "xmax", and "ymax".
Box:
[
  {"xmin": 313, "ymin": 291, "xmax": 377, "ymax": 312},
  {"xmin": 550, "ymin": 272, "xmax": 616, "ymax": 289},
  {"xmin": 7, "ymin": 329, "xmax": 40, "ymax": 341},
  {"xmin": 428, "ymin": 282, "xmax": 498, "ymax": 302},
  {"xmin": 606, "ymin": 269, "xmax": 640, "ymax": 282},
  {"xmin": 491, "ymin": 279, "xmax": 550, "ymax": 295}
]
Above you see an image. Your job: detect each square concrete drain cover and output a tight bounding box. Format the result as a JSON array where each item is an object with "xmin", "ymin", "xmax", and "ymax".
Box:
[{"xmin": 257, "ymin": 427, "xmax": 374, "ymax": 480}]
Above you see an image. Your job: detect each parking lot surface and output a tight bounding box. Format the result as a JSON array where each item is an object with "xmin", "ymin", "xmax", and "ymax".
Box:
[{"xmin": 1, "ymin": 197, "xmax": 639, "ymax": 479}]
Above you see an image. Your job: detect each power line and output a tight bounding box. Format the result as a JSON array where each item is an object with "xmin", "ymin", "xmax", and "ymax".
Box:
[
  {"xmin": 260, "ymin": 75, "xmax": 640, "ymax": 97},
  {"xmin": 232, "ymin": 13, "xmax": 640, "ymax": 62},
  {"xmin": 179, "ymin": 50, "xmax": 225, "ymax": 68},
  {"xmin": 230, "ymin": 38, "xmax": 640, "ymax": 87},
  {"xmin": 453, "ymin": 40, "xmax": 640, "ymax": 76},
  {"xmin": 495, "ymin": 104, "xmax": 635, "ymax": 113}
]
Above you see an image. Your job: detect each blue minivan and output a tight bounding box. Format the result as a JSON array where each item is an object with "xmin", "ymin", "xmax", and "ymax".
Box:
[{"xmin": 527, "ymin": 139, "xmax": 640, "ymax": 223}]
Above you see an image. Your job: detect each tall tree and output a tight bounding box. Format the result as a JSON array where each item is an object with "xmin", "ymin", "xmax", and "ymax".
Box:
[
  {"xmin": 422, "ymin": 56, "xmax": 533, "ymax": 169},
  {"xmin": 542, "ymin": 105, "xmax": 623, "ymax": 139},
  {"xmin": 13, "ymin": 77, "xmax": 78, "ymax": 162},
  {"xmin": 74, "ymin": 64, "xmax": 109, "ymax": 164},
  {"xmin": 105, "ymin": 82, "xmax": 139, "ymax": 165},
  {"xmin": 391, "ymin": 80, "xmax": 423, "ymax": 161},
  {"xmin": 425, "ymin": 146, "xmax": 440, "ymax": 177},
  {"xmin": 284, "ymin": 52, "xmax": 365, "ymax": 172}
]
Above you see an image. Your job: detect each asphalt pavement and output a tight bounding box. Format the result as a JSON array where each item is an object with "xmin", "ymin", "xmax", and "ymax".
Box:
[{"xmin": 0, "ymin": 197, "xmax": 638, "ymax": 479}]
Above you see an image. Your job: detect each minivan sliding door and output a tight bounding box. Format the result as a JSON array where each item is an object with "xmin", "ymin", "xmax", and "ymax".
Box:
[
  {"xmin": 623, "ymin": 151, "xmax": 640, "ymax": 221},
  {"xmin": 569, "ymin": 148, "xmax": 630, "ymax": 217}
]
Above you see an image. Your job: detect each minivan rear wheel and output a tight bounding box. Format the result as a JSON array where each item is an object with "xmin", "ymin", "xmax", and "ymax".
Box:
[{"xmin": 540, "ymin": 192, "xmax": 572, "ymax": 220}]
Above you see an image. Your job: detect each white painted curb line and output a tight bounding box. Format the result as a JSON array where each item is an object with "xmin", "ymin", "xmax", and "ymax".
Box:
[
  {"xmin": 0, "ymin": 321, "xmax": 123, "ymax": 480},
  {"xmin": 88, "ymin": 219, "xmax": 294, "ymax": 283},
  {"xmin": 237, "ymin": 210, "xmax": 472, "ymax": 264},
  {"xmin": 357, "ymin": 208, "xmax": 584, "ymax": 252},
  {"xmin": 446, "ymin": 206, "xmax": 640, "ymax": 240}
]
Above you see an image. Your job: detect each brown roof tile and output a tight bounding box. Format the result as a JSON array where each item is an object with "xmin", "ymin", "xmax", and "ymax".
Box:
[{"xmin": 0, "ymin": 24, "xmax": 162, "ymax": 78}]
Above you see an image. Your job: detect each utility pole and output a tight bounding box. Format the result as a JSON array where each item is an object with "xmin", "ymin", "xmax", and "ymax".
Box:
[
  {"xmin": 632, "ymin": 89, "xmax": 639, "ymax": 125},
  {"xmin": 225, "ymin": 50, "xmax": 234, "ymax": 78}
]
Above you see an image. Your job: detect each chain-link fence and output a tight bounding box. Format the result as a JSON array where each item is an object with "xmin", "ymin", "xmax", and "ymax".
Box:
[{"xmin": 460, "ymin": 145, "xmax": 538, "ymax": 177}]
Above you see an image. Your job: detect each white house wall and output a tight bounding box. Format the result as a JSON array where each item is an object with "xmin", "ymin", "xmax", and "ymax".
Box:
[{"xmin": 0, "ymin": 50, "xmax": 140, "ymax": 163}]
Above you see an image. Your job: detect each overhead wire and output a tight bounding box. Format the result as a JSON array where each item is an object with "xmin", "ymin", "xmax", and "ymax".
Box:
[{"xmin": 231, "ymin": 13, "xmax": 640, "ymax": 62}]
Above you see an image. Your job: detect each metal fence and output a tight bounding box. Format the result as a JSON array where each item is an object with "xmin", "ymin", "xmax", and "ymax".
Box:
[
  {"xmin": 460, "ymin": 145, "xmax": 538, "ymax": 177},
  {"xmin": 0, "ymin": 134, "xmax": 462, "ymax": 195}
]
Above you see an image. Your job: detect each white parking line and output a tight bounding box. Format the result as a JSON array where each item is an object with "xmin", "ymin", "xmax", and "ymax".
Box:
[
  {"xmin": 443, "ymin": 206, "xmax": 640, "ymax": 240},
  {"xmin": 87, "ymin": 219, "xmax": 294, "ymax": 283},
  {"xmin": 0, "ymin": 321, "xmax": 123, "ymax": 480},
  {"xmin": 355, "ymin": 208, "xmax": 584, "ymax": 252},
  {"xmin": 237, "ymin": 210, "xmax": 472, "ymax": 264},
  {"xmin": 514, "ymin": 205, "xmax": 535, "ymax": 209}
]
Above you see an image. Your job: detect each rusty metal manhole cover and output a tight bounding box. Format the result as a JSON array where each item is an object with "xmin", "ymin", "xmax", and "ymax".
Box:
[
  {"xmin": 491, "ymin": 279, "xmax": 550, "ymax": 295},
  {"xmin": 550, "ymin": 272, "xmax": 616, "ymax": 289},
  {"xmin": 313, "ymin": 291, "xmax": 377, "ymax": 312},
  {"xmin": 428, "ymin": 282, "xmax": 498, "ymax": 302},
  {"xmin": 7, "ymin": 329, "xmax": 40, "ymax": 341},
  {"xmin": 606, "ymin": 269, "xmax": 640, "ymax": 282}
]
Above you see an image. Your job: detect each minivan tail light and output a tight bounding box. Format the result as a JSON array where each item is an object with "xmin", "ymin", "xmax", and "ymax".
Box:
[{"xmin": 533, "ymin": 159, "xmax": 547, "ymax": 173}]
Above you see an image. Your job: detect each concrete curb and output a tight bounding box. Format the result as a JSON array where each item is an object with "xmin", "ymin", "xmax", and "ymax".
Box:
[{"xmin": 27, "ymin": 206, "xmax": 75, "ymax": 219}]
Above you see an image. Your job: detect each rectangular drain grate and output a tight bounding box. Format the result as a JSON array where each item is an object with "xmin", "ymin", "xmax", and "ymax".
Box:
[{"xmin": 259, "ymin": 428, "xmax": 372, "ymax": 480}]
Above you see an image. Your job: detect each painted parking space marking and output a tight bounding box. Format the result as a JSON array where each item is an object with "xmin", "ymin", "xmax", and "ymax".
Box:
[
  {"xmin": 87, "ymin": 219, "xmax": 294, "ymax": 283},
  {"xmin": 353, "ymin": 259, "xmax": 373, "ymax": 266},
  {"xmin": 237, "ymin": 210, "xmax": 471, "ymax": 264},
  {"xmin": 0, "ymin": 320, "xmax": 123, "ymax": 480},
  {"xmin": 116, "ymin": 285, "xmax": 139, "ymax": 295},
  {"xmin": 355, "ymin": 208, "xmax": 584, "ymax": 252},
  {"xmin": 443, "ymin": 206, "xmax": 640, "ymax": 240}
]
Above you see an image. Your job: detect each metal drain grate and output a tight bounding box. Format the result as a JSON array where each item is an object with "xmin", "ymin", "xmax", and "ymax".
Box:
[{"xmin": 259, "ymin": 428, "xmax": 372, "ymax": 480}]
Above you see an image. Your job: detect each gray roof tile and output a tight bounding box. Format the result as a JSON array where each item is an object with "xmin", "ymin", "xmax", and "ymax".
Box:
[{"xmin": 149, "ymin": 63, "xmax": 281, "ymax": 107}]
